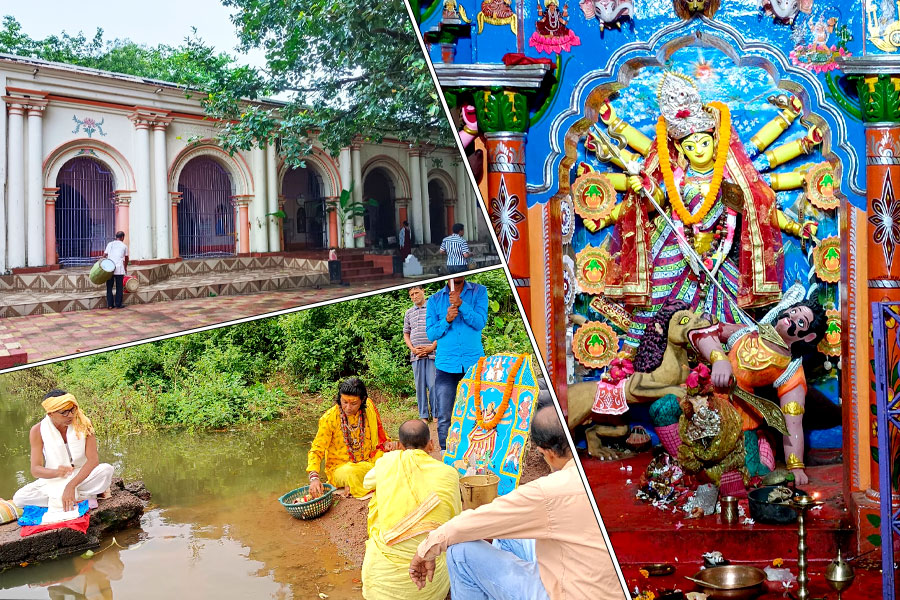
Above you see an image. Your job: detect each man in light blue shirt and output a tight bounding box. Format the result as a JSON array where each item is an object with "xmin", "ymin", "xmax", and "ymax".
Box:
[{"xmin": 426, "ymin": 275, "xmax": 488, "ymax": 450}]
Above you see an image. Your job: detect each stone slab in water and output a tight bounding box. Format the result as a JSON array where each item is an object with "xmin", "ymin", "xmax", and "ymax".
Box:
[{"xmin": 0, "ymin": 479, "xmax": 148, "ymax": 572}]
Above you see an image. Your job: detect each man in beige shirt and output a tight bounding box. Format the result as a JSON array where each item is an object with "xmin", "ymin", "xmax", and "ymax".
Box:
[{"xmin": 409, "ymin": 406, "xmax": 626, "ymax": 600}]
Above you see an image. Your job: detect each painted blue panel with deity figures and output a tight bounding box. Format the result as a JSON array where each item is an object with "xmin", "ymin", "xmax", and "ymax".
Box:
[{"xmin": 443, "ymin": 353, "xmax": 540, "ymax": 496}]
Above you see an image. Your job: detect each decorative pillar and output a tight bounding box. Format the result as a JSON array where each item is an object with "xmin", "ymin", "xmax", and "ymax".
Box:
[
  {"xmin": 434, "ymin": 63, "xmax": 554, "ymax": 372},
  {"xmin": 339, "ymin": 146, "xmax": 353, "ymax": 248},
  {"xmin": 408, "ymin": 148, "xmax": 423, "ymax": 245},
  {"xmin": 485, "ymin": 129, "xmax": 530, "ymax": 314},
  {"xmin": 152, "ymin": 117, "xmax": 172, "ymax": 260},
  {"xmin": 169, "ymin": 192, "xmax": 182, "ymax": 259},
  {"xmin": 129, "ymin": 112, "xmax": 153, "ymax": 260},
  {"xmin": 26, "ymin": 101, "xmax": 47, "ymax": 266},
  {"xmin": 351, "ymin": 139, "xmax": 364, "ymax": 248},
  {"xmin": 114, "ymin": 191, "xmax": 132, "ymax": 246},
  {"xmin": 251, "ymin": 146, "xmax": 268, "ymax": 253},
  {"xmin": 843, "ymin": 61, "xmax": 900, "ymax": 501},
  {"xmin": 234, "ymin": 196, "xmax": 251, "ymax": 255},
  {"xmin": 278, "ymin": 195, "xmax": 287, "ymax": 252},
  {"xmin": 420, "ymin": 153, "xmax": 432, "ymax": 244},
  {"xmin": 326, "ymin": 196, "xmax": 340, "ymax": 248},
  {"xmin": 455, "ymin": 159, "xmax": 469, "ymax": 233},
  {"xmin": 5, "ymin": 100, "xmax": 25, "ymax": 269},
  {"xmin": 43, "ymin": 188, "xmax": 59, "ymax": 266},
  {"xmin": 446, "ymin": 198, "xmax": 456, "ymax": 233},
  {"xmin": 396, "ymin": 198, "xmax": 410, "ymax": 228},
  {"xmin": 266, "ymin": 143, "xmax": 280, "ymax": 252}
]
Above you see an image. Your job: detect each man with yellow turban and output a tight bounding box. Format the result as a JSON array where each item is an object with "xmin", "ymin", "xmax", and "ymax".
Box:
[
  {"xmin": 13, "ymin": 390, "xmax": 114, "ymax": 512},
  {"xmin": 307, "ymin": 378, "xmax": 396, "ymax": 499},
  {"xmin": 361, "ymin": 419, "xmax": 461, "ymax": 600}
]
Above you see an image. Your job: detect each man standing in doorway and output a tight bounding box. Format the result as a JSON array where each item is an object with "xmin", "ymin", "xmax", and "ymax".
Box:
[
  {"xmin": 440, "ymin": 223, "xmax": 471, "ymax": 274},
  {"xmin": 426, "ymin": 275, "xmax": 488, "ymax": 450},
  {"xmin": 404, "ymin": 286, "xmax": 437, "ymax": 422},
  {"xmin": 398, "ymin": 221, "xmax": 412, "ymax": 260},
  {"xmin": 103, "ymin": 231, "xmax": 128, "ymax": 310}
]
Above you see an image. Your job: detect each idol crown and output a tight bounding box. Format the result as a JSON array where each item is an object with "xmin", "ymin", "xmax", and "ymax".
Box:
[{"xmin": 657, "ymin": 71, "xmax": 715, "ymax": 140}]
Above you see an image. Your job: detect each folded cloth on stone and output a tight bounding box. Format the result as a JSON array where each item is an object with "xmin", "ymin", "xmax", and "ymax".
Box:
[
  {"xmin": 19, "ymin": 500, "xmax": 89, "ymax": 526},
  {"xmin": 0, "ymin": 499, "xmax": 21, "ymax": 524},
  {"xmin": 20, "ymin": 512, "xmax": 91, "ymax": 537}
]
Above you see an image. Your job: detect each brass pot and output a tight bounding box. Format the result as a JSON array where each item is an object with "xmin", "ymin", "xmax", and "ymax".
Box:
[{"xmin": 690, "ymin": 565, "xmax": 766, "ymax": 600}]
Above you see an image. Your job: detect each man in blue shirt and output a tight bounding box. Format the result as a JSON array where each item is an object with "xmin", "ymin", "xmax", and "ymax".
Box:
[{"xmin": 426, "ymin": 275, "xmax": 488, "ymax": 451}]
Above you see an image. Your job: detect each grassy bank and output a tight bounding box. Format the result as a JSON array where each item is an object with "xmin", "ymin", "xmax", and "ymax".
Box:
[{"xmin": 1, "ymin": 271, "xmax": 531, "ymax": 434}]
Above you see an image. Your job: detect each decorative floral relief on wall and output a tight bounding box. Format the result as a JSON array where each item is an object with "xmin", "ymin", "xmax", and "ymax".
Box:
[{"xmin": 72, "ymin": 115, "xmax": 107, "ymax": 138}]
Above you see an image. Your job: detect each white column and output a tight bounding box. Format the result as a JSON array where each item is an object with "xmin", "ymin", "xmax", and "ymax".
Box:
[
  {"xmin": 152, "ymin": 120, "xmax": 171, "ymax": 259},
  {"xmin": 420, "ymin": 152, "xmax": 432, "ymax": 244},
  {"xmin": 339, "ymin": 147, "xmax": 353, "ymax": 248},
  {"xmin": 351, "ymin": 141, "xmax": 364, "ymax": 248},
  {"xmin": 408, "ymin": 148, "xmax": 423, "ymax": 245},
  {"xmin": 130, "ymin": 116, "xmax": 152, "ymax": 260},
  {"xmin": 26, "ymin": 103, "xmax": 46, "ymax": 266},
  {"xmin": 266, "ymin": 143, "xmax": 280, "ymax": 251},
  {"xmin": 455, "ymin": 159, "xmax": 469, "ymax": 234},
  {"xmin": 0, "ymin": 86, "xmax": 7, "ymax": 273},
  {"xmin": 6, "ymin": 101, "xmax": 25, "ymax": 269},
  {"xmin": 251, "ymin": 146, "xmax": 268, "ymax": 253}
]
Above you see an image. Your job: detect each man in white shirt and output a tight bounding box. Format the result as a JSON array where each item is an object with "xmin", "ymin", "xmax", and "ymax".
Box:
[{"xmin": 103, "ymin": 231, "xmax": 128, "ymax": 310}]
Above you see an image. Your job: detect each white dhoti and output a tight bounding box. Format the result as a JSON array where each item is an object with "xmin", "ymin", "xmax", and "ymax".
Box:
[
  {"xmin": 11, "ymin": 415, "xmax": 114, "ymax": 512},
  {"xmin": 13, "ymin": 463, "xmax": 114, "ymax": 508}
]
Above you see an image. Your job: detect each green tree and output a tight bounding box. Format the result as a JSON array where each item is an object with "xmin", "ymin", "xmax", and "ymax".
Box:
[{"xmin": 210, "ymin": 0, "xmax": 453, "ymax": 161}]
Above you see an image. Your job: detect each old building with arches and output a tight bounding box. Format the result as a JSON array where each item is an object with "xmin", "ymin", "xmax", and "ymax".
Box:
[{"xmin": 0, "ymin": 53, "xmax": 480, "ymax": 271}]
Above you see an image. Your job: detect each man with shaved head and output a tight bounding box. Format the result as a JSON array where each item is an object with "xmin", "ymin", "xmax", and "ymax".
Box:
[
  {"xmin": 361, "ymin": 420, "xmax": 461, "ymax": 600},
  {"xmin": 410, "ymin": 406, "xmax": 626, "ymax": 599}
]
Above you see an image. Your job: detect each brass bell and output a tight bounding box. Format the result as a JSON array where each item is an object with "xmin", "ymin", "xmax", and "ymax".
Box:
[{"xmin": 824, "ymin": 549, "xmax": 855, "ymax": 596}]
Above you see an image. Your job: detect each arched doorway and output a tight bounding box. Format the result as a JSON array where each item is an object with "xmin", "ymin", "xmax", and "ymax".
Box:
[
  {"xmin": 55, "ymin": 157, "xmax": 115, "ymax": 266},
  {"xmin": 428, "ymin": 179, "xmax": 448, "ymax": 242},
  {"xmin": 363, "ymin": 168, "xmax": 396, "ymax": 248},
  {"xmin": 282, "ymin": 166, "xmax": 326, "ymax": 250},
  {"xmin": 177, "ymin": 157, "xmax": 235, "ymax": 259}
]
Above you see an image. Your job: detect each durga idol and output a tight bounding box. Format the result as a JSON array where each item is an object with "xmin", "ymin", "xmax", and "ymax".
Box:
[{"xmin": 587, "ymin": 72, "xmax": 819, "ymax": 347}]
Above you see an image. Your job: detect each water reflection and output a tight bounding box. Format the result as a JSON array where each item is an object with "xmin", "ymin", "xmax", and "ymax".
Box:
[{"xmin": 0, "ymin": 392, "xmax": 359, "ymax": 599}]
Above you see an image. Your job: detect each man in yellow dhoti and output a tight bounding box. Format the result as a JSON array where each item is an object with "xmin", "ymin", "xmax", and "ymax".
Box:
[
  {"xmin": 307, "ymin": 378, "xmax": 395, "ymax": 499},
  {"xmin": 362, "ymin": 420, "xmax": 461, "ymax": 600},
  {"xmin": 13, "ymin": 390, "xmax": 114, "ymax": 512}
]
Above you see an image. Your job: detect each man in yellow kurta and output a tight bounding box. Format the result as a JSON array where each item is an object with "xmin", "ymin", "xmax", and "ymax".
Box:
[
  {"xmin": 362, "ymin": 419, "xmax": 461, "ymax": 600},
  {"xmin": 307, "ymin": 377, "xmax": 393, "ymax": 499}
]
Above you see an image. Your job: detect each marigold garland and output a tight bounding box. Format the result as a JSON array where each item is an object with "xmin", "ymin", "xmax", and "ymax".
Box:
[
  {"xmin": 471, "ymin": 354, "xmax": 526, "ymax": 430},
  {"xmin": 656, "ymin": 100, "xmax": 731, "ymax": 226}
]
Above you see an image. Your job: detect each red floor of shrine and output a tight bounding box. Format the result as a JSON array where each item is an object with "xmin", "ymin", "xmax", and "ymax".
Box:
[{"xmin": 580, "ymin": 452, "xmax": 889, "ymax": 598}]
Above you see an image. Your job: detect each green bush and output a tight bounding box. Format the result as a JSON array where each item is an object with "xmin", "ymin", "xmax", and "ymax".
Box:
[{"xmin": 2, "ymin": 270, "xmax": 534, "ymax": 431}]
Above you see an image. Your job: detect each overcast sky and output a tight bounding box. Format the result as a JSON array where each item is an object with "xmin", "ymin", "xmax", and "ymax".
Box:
[{"xmin": 5, "ymin": 0, "xmax": 267, "ymax": 69}]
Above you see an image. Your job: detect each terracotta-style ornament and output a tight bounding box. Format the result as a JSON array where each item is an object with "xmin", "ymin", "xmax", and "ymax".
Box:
[
  {"xmin": 813, "ymin": 237, "xmax": 841, "ymax": 283},
  {"xmin": 580, "ymin": 0, "xmax": 632, "ymax": 30},
  {"xmin": 563, "ymin": 255, "xmax": 577, "ymax": 313},
  {"xmin": 529, "ymin": 0, "xmax": 581, "ymax": 54},
  {"xmin": 560, "ymin": 194, "xmax": 575, "ymax": 245},
  {"xmin": 673, "ymin": 0, "xmax": 720, "ymax": 19},
  {"xmin": 477, "ymin": 0, "xmax": 517, "ymax": 34},
  {"xmin": 575, "ymin": 245, "xmax": 612, "ymax": 294},
  {"xmin": 818, "ymin": 309, "xmax": 841, "ymax": 357},
  {"xmin": 806, "ymin": 163, "xmax": 838, "ymax": 211},
  {"xmin": 571, "ymin": 171, "xmax": 616, "ymax": 221},
  {"xmin": 573, "ymin": 321, "xmax": 619, "ymax": 368}
]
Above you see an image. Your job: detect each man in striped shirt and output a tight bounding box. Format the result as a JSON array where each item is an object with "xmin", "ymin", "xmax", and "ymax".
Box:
[
  {"xmin": 404, "ymin": 286, "xmax": 437, "ymax": 421},
  {"xmin": 440, "ymin": 223, "xmax": 471, "ymax": 274}
]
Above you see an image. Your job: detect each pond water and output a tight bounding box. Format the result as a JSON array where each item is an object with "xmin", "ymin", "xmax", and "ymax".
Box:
[{"xmin": 0, "ymin": 392, "xmax": 361, "ymax": 599}]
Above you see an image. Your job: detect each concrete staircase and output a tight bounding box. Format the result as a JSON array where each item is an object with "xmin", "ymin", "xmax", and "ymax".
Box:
[
  {"xmin": 0, "ymin": 255, "xmax": 329, "ymax": 317},
  {"xmin": 336, "ymin": 249, "xmax": 400, "ymax": 284}
]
